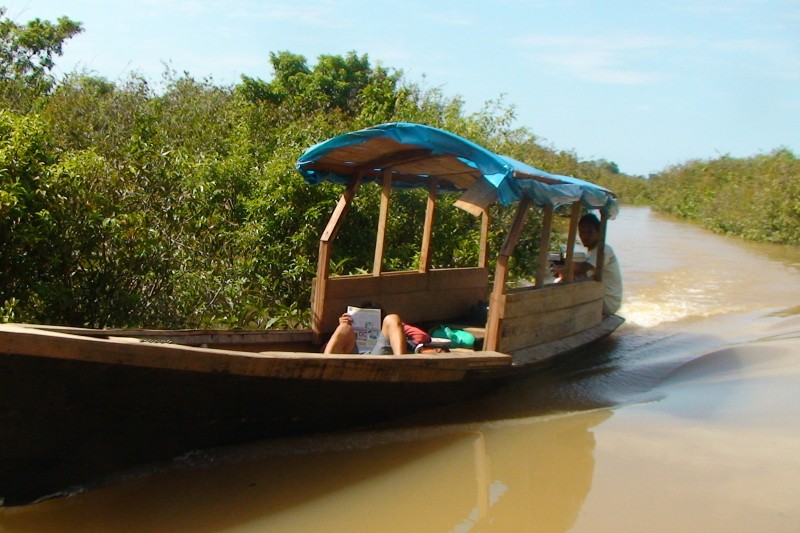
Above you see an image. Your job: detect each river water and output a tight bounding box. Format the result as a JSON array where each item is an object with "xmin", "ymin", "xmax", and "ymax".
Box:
[{"xmin": 3, "ymin": 206, "xmax": 800, "ymax": 532}]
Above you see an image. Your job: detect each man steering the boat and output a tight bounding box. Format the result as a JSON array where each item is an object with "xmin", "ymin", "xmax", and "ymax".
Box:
[
  {"xmin": 324, "ymin": 312, "xmax": 446, "ymax": 355},
  {"xmin": 554, "ymin": 213, "xmax": 623, "ymax": 315}
]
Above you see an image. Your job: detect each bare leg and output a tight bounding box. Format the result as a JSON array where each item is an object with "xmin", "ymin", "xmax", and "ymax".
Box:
[
  {"xmin": 324, "ymin": 314, "xmax": 356, "ymax": 354},
  {"xmin": 381, "ymin": 314, "xmax": 407, "ymax": 355}
]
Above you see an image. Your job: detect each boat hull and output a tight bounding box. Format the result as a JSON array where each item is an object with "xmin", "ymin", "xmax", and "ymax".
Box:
[
  {"xmin": 0, "ymin": 315, "xmax": 622, "ymax": 506},
  {"xmin": 0, "ymin": 350, "xmax": 505, "ymax": 505}
]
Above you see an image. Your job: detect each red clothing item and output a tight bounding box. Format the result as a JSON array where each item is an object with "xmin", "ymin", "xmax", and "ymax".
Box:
[{"xmin": 403, "ymin": 323, "xmax": 431, "ymax": 346}]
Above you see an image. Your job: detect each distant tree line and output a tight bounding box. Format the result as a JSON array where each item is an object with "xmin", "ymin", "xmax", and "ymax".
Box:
[
  {"xmin": 646, "ymin": 149, "xmax": 800, "ymax": 244},
  {"xmin": 1, "ymin": 8, "xmax": 641, "ymax": 328}
]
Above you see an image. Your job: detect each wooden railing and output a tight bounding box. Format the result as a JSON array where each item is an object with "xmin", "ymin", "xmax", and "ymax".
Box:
[
  {"xmin": 312, "ymin": 267, "xmax": 489, "ymax": 335},
  {"xmin": 494, "ymin": 281, "xmax": 604, "ymax": 354}
]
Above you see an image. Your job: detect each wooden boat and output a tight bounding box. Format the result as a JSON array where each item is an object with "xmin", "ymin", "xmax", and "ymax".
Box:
[{"xmin": 0, "ymin": 122, "xmax": 623, "ymax": 506}]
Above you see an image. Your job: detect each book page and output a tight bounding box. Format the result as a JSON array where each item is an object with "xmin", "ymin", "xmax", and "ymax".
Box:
[{"xmin": 347, "ymin": 306, "xmax": 382, "ymax": 353}]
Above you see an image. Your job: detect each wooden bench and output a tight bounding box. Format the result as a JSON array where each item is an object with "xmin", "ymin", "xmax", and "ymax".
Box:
[
  {"xmin": 312, "ymin": 267, "xmax": 489, "ymax": 336},
  {"xmin": 312, "ymin": 267, "xmax": 605, "ymax": 358}
]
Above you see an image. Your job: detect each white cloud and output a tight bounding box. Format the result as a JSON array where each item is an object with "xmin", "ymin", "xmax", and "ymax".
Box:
[{"xmin": 514, "ymin": 34, "xmax": 676, "ymax": 84}]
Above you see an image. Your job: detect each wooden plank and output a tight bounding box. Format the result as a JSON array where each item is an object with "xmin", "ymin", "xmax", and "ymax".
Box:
[
  {"xmin": 478, "ymin": 211, "xmax": 489, "ymax": 268},
  {"xmin": 510, "ymin": 314, "xmax": 624, "ymax": 366},
  {"xmin": 373, "ymin": 171, "xmax": 392, "ymax": 275},
  {"xmin": 322, "ymin": 288, "xmax": 487, "ymax": 332},
  {"xmin": 353, "ymin": 289, "xmax": 485, "ymax": 327},
  {"xmin": 325, "ymin": 268, "xmax": 488, "ymax": 300},
  {"xmin": 313, "ymin": 240, "xmax": 332, "ymax": 339},
  {"xmin": 455, "ymin": 178, "xmax": 496, "ymax": 216},
  {"xmin": 596, "ymin": 211, "xmax": 608, "ymax": 282},
  {"xmin": 316, "ymin": 268, "xmax": 489, "ymax": 333},
  {"xmin": 0, "ymin": 324, "xmax": 511, "ymax": 383},
  {"xmin": 419, "ymin": 179, "xmax": 437, "ymax": 273},
  {"xmin": 500, "ymin": 197, "xmax": 531, "ymax": 257},
  {"xmin": 427, "ymin": 268, "xmax": 488, "ymax": 289},
  {"xmin": 310, "ymin": 137, "xmax": 483, "ymax": 189},
  {"xmin": 502, "ymin": 281, "xmax": 604, "ymax": 318},
  {"xmin": 485, "ymin": 197, "xmax": 531, "ymax": 351},
  {"xmin": 497, "ymin": 299, "xmax": 603, "ymax": 353},
  {"xmin": 535, "ymin": 204, "xmax": 554, "ymax": 288},
  {"xmin": 359, "ymin": 146, "xmax": 433, "ymax": 170},
  {"xmin": 17, "ymin": 324, "xmax": 313, "ymax": 343},
  {"xmin": 500, "ymin": 299, "xmax": 602, "ymax": 337},
  {"xmin": 564, "ymin": 201, "xmax": 581, "ymax": 282},
  {"xmin": 320, "ymin": 176, "xmax": 361, "ymax": 243},
  {"xmin": 313, "ymin": 176, "xmax": 361, "ymax": 339}
]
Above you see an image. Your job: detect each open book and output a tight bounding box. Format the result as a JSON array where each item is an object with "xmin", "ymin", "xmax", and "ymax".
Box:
[{"xmin": 347, "ymin": 306, "xmax": 382, "ymax": 353}]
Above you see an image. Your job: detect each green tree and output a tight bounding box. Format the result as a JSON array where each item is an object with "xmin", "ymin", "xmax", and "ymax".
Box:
[
  {"xmin": 0, "ymin": 6, "xmax": 82, "ymax": 109},
  {"xmin": 648, "ymin": 148, "xmax": 800, "ymax": 244},
  {"xmin": 1, "ymin": 30, "xmax": 649, "ymax": 328},
  {"xmin": 0, "ymin": 110, "xmax": 55, "ymax": 308}
]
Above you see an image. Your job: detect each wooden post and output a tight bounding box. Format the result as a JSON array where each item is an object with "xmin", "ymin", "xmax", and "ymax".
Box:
[
  {"xmin": 564, "ymin": 201, "xmax": 581, "ymax": 282},
  {"xmin": 373, "ymin": 170, "xmax": 392, "ymax": 276},
  {"xmin": 478, "ymin": 210, "xmax": 490, "ymax": 268},
  {"xmin": 535, "ymin": 204, "xmax": 554, "ymax": 288},
  {"xmin": 419, "ymin": 179, "xmax": 437, "ymax": 273},
  {"xmin": 484, "ymin": 197, "xmax": 531, "ymax": 351},
  {"xmin": 312, "ymin": 176, "xmax": 361, "ymax": 342},
  {"xmin": 595, "ymin": 210, "xmax": 608, "ymax": 282}
]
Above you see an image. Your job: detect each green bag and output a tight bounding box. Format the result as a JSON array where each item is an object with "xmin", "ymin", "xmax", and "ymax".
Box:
[{"xmin": 430, "ymin": 325, "xmax": 475, "ymax": 349}]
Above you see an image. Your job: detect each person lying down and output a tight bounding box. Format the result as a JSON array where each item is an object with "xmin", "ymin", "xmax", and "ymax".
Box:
[{"xmin": 323, "ymin": 313, "xmax": 446, "ymax": 355}]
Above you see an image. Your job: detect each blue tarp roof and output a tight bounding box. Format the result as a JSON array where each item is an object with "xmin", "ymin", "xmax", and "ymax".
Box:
[{"xmin": 295, "ymin": 122, "xmax": 618, "ymax": 218}]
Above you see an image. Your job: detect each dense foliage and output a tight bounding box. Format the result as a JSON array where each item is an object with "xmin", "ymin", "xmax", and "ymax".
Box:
[
  {"xmin": 0, "ymin": 9, "xmax": 647, "ymax": 328},
  {"xmin": 0, "ymin": 6, "xmax": 82, "ymax": 111},
  {"xmin": 648, "ymin": 149, "xmax": 800, "ymax": 244}
]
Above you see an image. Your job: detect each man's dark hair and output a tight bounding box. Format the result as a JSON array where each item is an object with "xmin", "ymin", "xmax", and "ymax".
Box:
[{"xmin": 579, "ymin": 213, "xmax": 601, "ymax": 230}]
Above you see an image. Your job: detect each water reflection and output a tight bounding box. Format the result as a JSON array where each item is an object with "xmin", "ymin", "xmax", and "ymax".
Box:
[
  {"xmin": 453, "ymin": 410, "xmax": 612, "ymax": 533},
  {"xmin": 2, "ymin": 410, "xmax": 611, "ymax": 533}
]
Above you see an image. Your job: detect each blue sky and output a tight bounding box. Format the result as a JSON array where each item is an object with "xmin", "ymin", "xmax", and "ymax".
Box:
[{"xmin": 5, "ymin": 0, "xmax": 799, "ymax": 176}]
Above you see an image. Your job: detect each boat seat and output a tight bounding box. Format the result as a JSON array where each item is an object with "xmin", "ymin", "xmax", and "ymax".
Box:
[{"xmin": 314, "ymin": 267, "xmax": 489, "ymax": 336}]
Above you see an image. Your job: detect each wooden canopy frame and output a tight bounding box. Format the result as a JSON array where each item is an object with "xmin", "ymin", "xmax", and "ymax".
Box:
[
  {"xmin": 304, "ymin": 127, "xmax": 611, "ymax": 353},
  {"xmin": 311, "ymin": 173, "xmax": 608, "ymax": 353},
  {"xmin": 310, "ymin": 171, "xmax": 492, "ymax": 343}
]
